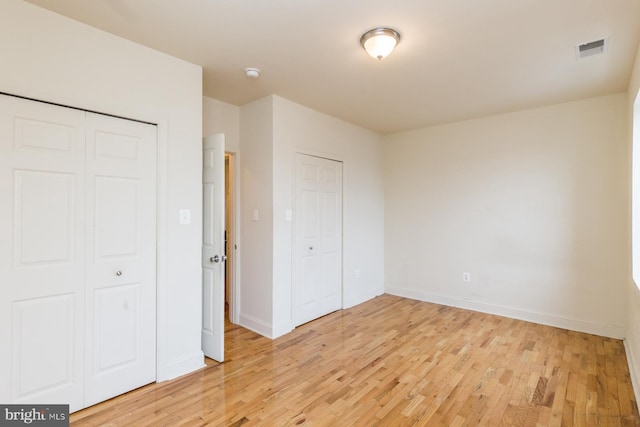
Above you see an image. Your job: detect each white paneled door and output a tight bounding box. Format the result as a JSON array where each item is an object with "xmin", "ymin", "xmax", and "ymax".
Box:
[
  {"xmin": 202, "ymin": 134, "xmax": 225, "ymax": 362},
  {"xmin": 0, "ymin": 95, "xmax": 157, "ymax": 412},
  {"xmin": 83, "ymin": 113, "xmax": 157, "ymax": 407},
  {"xmin": 0, "ymin": 96, "xmax": 86, "ymax": 411},
  {"xmin": 293, "ymin": 154, "xmax": 343, "ymax": 327}
]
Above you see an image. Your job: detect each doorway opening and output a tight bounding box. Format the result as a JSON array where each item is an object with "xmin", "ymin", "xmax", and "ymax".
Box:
[{"xmin": 224, "ymin": 152, "xmax": 237, "ymax": 322}]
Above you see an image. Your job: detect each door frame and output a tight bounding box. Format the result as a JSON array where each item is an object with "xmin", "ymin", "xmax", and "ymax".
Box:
[
  {"xmin": 225, "ymin": 152, "xmax": 240, "ymax": 324},
  {"xmin": 0, "ymin": 92, "xmax": 198, "ymax": 383},
  {"xmin": 0, "ymin": 92, "xmax": 161, "ymax": 409},
  {"xmin": 291, "ymin": 149, "xmax": 346, "ymax": 325}
]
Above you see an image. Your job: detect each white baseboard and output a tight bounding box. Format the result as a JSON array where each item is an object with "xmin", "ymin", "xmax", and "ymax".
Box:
[
  {"xmin": 157, "ymin": 351, "xmax": 205, "ymax": 382},
  {"xmin": 624, "ymin": 339, "xmax": 640, "ymax": 414},
  {"xmin": 344, "ymin": 289, "xmax": 384, "ymax": 310},
  {"xmin": 385, "ymin": 286, "xmax": 625, "ymax": 339},
  {"xmin": 272, "ymin": 321, "xmax": 294, "ymax": 339},
  {"xmin": 239, "ymin": 313, "xmax": 275, "ymax": 339}
]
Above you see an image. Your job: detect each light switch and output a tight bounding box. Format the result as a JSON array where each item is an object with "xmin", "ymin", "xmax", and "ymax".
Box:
[
  {"xmin": 179, "ymin": 209, "xmax": 191, "ymax": 225},
  {"xmin": 286, "ymin": 210, "xmax": 293, "ymax": 222}
]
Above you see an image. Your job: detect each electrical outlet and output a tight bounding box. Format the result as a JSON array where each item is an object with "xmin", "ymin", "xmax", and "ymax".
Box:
[
  {"xmin": 355, "ymin": 269, "xmax": 361, "ymax": 279},
  {"xmin": 462, "ymin": 272, "xmax": 471, "ymax": 283}
]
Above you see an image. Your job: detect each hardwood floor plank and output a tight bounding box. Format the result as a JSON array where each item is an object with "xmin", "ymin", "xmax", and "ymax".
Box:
[{"xmin": 70, "ymin": 295, "xmax": 640, "ymax": 426}]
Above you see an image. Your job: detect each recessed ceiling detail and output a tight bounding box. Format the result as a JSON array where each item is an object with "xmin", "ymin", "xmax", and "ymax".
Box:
[{"xmin": 576, "ymin": 38, "xmax": 608, "ymax": 59}]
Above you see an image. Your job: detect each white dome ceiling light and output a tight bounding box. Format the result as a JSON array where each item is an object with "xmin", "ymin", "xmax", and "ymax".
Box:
[
  {"xmin": 245, "ymin": 67, "xmax": 260, "ymax": 78},
  {"xmin": 360, "ymin": 27, "xmax": 401, "ymax": 60}
]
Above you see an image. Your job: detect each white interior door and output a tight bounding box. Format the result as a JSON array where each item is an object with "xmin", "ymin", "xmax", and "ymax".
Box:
[
  {"xmin": 202, "ymin": 134, "xmax": 225, "ymax": 362},
  {"xmin": 293, "ymin": 154, "xmax": 343, "ymax": 327},
  {"xmin": 83, "ymin": 112, "xmax": 157, "ymax": 407},
  {"xmin": 0, "ymin": 95, "xmax": 157, "ymax": 412},
  {"xmin": 0, "ymin": 95, "xmax": 86, "ymax": 411}
]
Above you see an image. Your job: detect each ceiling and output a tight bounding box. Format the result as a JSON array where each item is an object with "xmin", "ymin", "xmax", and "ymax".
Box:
[{"xmin": 24, "ymin": 0, "xmax": 640, "ymax": 134}]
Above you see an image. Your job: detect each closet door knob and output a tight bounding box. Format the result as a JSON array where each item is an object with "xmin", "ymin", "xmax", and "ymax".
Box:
[{"xmin": 116, "ymin": 270, "xmax": 123, "ymax": 276}]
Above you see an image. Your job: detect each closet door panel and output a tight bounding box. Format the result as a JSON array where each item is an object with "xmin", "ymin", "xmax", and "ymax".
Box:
[
  {"xmin": 0, "ymin": 95, "xmax": 157, "ymax": 412},
  {"xmin": 12, "ymin": 295, "xmax": 76, "ymax": 398},
  {"xmin": 84, "ymin": 112, "xmax": 156, "ymax": 407},
  {"xmin": 94, "ymin": 176, "xmax": 139, "ymax": 258},
  {"xmin": 293, "ymin": 154, "xmax": 343, "ymax": 327},
  {"xmin": 0, "ymin": 95, "xmax": 86, "ymax": 412}
]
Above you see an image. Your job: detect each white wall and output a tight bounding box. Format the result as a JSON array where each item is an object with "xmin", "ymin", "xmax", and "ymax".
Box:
[
  {"xmin": 236, "ymin": 95, "xmax": 385, "ymax": 338},
  {"xmin": 238, "ymin": 97, "xmax": 275, "ymax": 334},
  {"xmin": 203, "ymin": 97, "xmax": 240, "ymax": 153},
  {"xmin": 385, "ymin": 93, "xmax": 629, "ymax": 338},
  {"xmin": 272, "ymin": 96, "xmax": 385, "ymax": 313},
  {"xmin": 0, "ymin": 0, "xmax": 204, "ymax": 381},
  {"xmin": 626, "ymin": 42, "xmax": 640, "ymax": 405}
]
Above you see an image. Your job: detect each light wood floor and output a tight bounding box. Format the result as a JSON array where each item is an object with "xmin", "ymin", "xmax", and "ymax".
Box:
[{"xmin": 71, "ymin": 294, "xmax": 640, "ymax": 426}]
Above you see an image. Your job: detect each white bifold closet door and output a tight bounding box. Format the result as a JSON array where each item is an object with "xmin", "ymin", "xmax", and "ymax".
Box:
[
  {"xmin": 0, "ymin": 95, "xmax": 157, "ymax": 412},
  {"xmin": 293, "ymin": 154, "xmax": 343, "ymax": 327}
]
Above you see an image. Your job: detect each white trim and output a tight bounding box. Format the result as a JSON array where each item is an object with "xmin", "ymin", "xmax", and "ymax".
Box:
[
  {"xmin": 272, "ymin": 321, "xmax": 295, "ymax": 339},
  {"xmin": 225, "ymin": 151, "xmax": 241, "ymax": 325},
  {"xmin": 633, "ymin": 89, "xmax": 640, "ymax": 289},
  {"xmin": 291, "ymin": 149, "xmax": 346, "ymax": 325},
  {"xmin": 158, "ymin": 351, "xmax": 206, "ymax": 382},
  {"xmin": 344, "ymin": 289, "xmax": 384, "ymax": 309},
  {"xmin": 239, "ymin": 313, "xmax": 275, "ymax": 338},
  {"xmin": 237, "ymin": 316, "xmax": 294, "ymax": 340},
  {"xmin": 627, "ymin": 86, "xmax": 640, "ymax": 414},
  {"xmin": 155, "ymin": 121, "xmax": 170, "ymax": 381},
  {"xmin": 0, "ymin": 93, "xmax": 175, "ymax": 386},
  {"xmin": 386, "ymin": 287, "xmax": 626, "ymax": 339},
  {"xmin": 624, "ymin": 339, "xmax": 640, "ymax": 414}
]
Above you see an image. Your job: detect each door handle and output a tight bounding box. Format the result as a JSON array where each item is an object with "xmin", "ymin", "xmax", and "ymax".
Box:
[{"xmin": 209, "ymin": 255, "xmax": 227, "ymax": 263}]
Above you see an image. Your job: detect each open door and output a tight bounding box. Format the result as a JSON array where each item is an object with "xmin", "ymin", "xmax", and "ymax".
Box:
[{"xmin": 202, "ymin": 134, "xmax": 225, "ymax": 362}]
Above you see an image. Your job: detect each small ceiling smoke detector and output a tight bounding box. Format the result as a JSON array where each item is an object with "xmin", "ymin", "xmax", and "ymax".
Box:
[
  {"xmin": 576, "ymin": 38, "xmax": 608, "ymax": 59},
  {"xmin": 245, "ymin": 67, "xmax": 260, "ymax": 78}
]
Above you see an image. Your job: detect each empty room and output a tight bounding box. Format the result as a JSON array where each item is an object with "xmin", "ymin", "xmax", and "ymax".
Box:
[{"xmin": 1, "ymin": 0, "xmax": 640, "ymax": 425}]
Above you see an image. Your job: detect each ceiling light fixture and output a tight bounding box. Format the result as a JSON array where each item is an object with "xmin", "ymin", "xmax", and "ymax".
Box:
[
  {"xmin": 360, "ymin": 27, "xmax": 401, "ymax": 60},
  {"xmin": 245, "ymin": 67, "xmax": 260, "ymax": 78}
]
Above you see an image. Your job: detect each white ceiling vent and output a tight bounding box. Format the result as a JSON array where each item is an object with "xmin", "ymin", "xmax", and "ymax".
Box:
[{"xmin": 576, "ymin": 38, "xmax": 608, "ymax": 59}]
